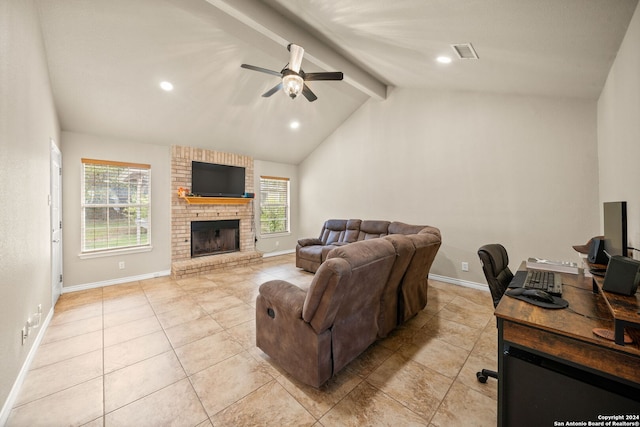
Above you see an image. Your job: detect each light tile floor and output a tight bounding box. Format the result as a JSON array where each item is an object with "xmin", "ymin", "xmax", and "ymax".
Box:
[{"xmin": 7, "ymin": 253, "xmax": 498, "ymax": 426}]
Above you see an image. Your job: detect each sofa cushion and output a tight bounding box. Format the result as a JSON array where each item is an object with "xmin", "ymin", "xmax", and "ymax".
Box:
[
  {"xmin": 378, "ymin": 234, "xmax": 415, "ymax": 337},
  {"xmin": 342, "ymin": 219, "xmax": 362, "ymax": 243},
  {"xmin": 302, "ymin": 257, "xmax": 352, "ymax": 333},
  {"xmin": 388, "ymin": 221, "xmax": 424, "ymax": 235},
  {"xmin": 389, "ymin": 221, "xmax": 441, "ymax": 239},
  {"xmin": 320, "ymin": 219, "xmax": 348, "ymax": 244},
  {"xmin": 325, "ymin": 238, "xmax": 396, "ymax": 372},
  {"xmin": 357, "ymin": 220, "xmax": 391, "ymax": 240},
  {"xmin": 297, "ymin": 244, "xmax": 323, "ymax": 264},
  {"xmin": 398, "ymin": 232, "xmax": 442, "ymax": 322}
]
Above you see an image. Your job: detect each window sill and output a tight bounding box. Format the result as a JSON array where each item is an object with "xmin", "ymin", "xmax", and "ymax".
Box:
[
  {"xmin": 79, "ymin": 245, "xmax": 153, "ymax": 259},
  {"xmin": 260, "ymin": 232, "xmax": 291, "ymax": 239}
]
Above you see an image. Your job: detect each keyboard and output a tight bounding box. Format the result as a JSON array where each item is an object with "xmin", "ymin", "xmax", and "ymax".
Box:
[{"xmin": 523, "ymin": 270, "xmax": 562, "ymax": 296}]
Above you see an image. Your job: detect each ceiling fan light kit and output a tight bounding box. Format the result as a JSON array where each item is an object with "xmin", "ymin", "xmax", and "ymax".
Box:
[
  {"xmin": 241, "ymin": 43, "xmax": 343, "ymax": 102},
  {"xmin": 282, "ymin": 72, "xmax": 304, "ymax": 99}
]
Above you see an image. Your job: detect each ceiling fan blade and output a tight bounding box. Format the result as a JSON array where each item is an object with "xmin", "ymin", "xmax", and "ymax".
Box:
[
  {"xmin": 304, "ymin": 72, "xmax": 344, "ymax": 81},
  {"xmin": 288, "ymin": 43, "xmax": 304, "ymax": 73},
  {"xmin": 241, "ymin": 64, "xmax": 282, "ymax": 77},
  {"xmin": 262, "ymin": 82, "xmax": 283, "ymax": 97},
  {"xmin": 301, "ymin": 84, "xmax": 317, "ymax": 102}
]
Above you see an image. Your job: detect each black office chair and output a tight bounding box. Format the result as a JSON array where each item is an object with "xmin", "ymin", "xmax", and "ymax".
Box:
[{"xmin": 476, "ymin": 243, "xmax": 514, "ymax": 383}]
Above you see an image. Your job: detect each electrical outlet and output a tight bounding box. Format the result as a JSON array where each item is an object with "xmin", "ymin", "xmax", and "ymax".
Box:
[
  {"xmin": 118, "ymin": 261, "xmax": 125, "ymax": 270},
  {"xmin": 32, "ymin": 304, "xmax": 42, "ymax": 329},
  {"xmin": 21, "ymin": 314, "xmax": 36, "ymax": 345},
  {"xmin": 461, "ymin": 262, "xmax": 469, "ymax": 272}
]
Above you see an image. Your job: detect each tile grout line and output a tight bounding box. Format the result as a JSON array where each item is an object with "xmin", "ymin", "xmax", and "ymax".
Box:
[
  {"xmin": 171, "ymin": 276, "xmax": 273, "ymax": 425},
  {"xmin": 176, "ymin": 272, "xmax": 317, "ymax": 423},
  {"xmin": 423, "ymin": 297, "xmax": 496, "ymax": 425},
  {"xmin": 169, "ymin": 281, "xmax": 217, "ymax": 426}
]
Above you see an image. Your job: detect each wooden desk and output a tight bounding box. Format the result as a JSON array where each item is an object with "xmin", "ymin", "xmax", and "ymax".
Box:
[
  {"xmin": 591, "ymin": 273, "xmax": 640, "ymax": 345},
  {"xmin": 494, "ymin": 266, "xmax": 640, "ymax": 426}
]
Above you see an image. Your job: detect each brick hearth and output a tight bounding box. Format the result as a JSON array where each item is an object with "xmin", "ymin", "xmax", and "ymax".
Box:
[{"xmin": 171, "ymin": 146, "xmax": 261, "ymax": 279}]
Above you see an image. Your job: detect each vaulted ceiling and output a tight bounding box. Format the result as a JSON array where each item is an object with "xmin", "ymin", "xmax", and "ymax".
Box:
[{"xmin": 36, "ymin": 0, "xmax": 638, "ymax": 164}]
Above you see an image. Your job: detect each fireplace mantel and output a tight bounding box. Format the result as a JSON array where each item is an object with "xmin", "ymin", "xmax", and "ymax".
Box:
[{"xmin": 180, "ymin": 196, "xmax": 252, "ymax": 205}]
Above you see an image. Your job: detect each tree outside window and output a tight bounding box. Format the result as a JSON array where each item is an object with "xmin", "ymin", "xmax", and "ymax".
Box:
[
  {"xmin": 81, "ymin": 158, "xmax": 151, "ymax": 252},
  {"xmin": 260, "ymin": 176, "xmax": 289, "ymax": 235}
]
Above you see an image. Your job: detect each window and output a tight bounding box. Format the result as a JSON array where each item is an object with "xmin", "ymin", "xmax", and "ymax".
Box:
[
  {"xmin": 81, "ymin": 158, "xmax": 151, "ymax": 253},
  {"xmin": 260, "ymin": 176, "xmax": 290, "ymax": 235}
]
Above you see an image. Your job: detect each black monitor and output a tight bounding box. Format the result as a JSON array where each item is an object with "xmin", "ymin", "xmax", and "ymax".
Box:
[{"xmin": 603, "ymin": 201, "xmax": 628, "ymax": 259}]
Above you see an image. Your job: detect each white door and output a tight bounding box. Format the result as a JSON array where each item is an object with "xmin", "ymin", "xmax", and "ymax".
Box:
[{"xmin": 51, "ymin": 140, "xmax": 62, "ymax": 305}]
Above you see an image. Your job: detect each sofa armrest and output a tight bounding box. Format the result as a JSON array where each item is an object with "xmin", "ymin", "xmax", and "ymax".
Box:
[
  {"xmin": 258, "ymin": 280, "xmax": 307, "ymax": 321},
  {"xmin": 256, "ymin": 280, "xmax": 332, "ymax": 387},
  {"xmin": 298, "ymin": 237, "xmax": 323, "ymax": 247}
]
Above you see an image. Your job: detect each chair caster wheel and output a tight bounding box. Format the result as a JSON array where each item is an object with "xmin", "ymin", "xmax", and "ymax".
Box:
[{"xmin": 476, "ymin": 371, "xmax": 487, "ymax": 383}]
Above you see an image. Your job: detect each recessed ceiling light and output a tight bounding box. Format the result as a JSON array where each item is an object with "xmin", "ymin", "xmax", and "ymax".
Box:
[
  {"xmin": 159, "ymin": 81, "xmax": 174, "ymax": 91},
  {"xmin": 290, "ymin": 121, "xmax": 300, "ymax": 130},
  {"xmin": 436, "ymin": 56, "xmax": 452, "ymax": 64}
]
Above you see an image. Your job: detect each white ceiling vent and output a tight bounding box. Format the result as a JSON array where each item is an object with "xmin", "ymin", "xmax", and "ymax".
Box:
[{"xmin": 451, "ymin": 43, "xmax": 479, "ymax": 60}]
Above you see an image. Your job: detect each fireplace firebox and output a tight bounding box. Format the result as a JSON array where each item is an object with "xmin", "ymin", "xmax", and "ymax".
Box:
[{"xmin": 191, "ymin": 220, "xmax": 240, "ymax": 258}]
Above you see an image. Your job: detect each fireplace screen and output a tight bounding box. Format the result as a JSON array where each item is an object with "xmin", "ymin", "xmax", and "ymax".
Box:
[{"xmin": 191, "ymin": 220, "xmax": 240, "ymax": 258}]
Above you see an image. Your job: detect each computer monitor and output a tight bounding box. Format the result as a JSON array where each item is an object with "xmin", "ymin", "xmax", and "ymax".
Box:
[{"xmin": 603, "ymin": 201, "xmax": 628, "ymax": 259}]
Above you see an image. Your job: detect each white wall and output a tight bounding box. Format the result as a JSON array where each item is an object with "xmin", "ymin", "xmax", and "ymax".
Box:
[
  {"xmin": 254, "ymin": 160, "xmax": 299, "ymax": 255},
  {"xmin": 61, "ymin": 132, "xmax": 171, "ymax": 288},
  {"xmin": 60, "ymin": 135, "xmax": 303, "ymax": 285},
  {"xmin": 299, "ymin": 88, "xmax": 600, "ymax": 284},
  {"xmin": 0, "ymin": 0, "xmax": 60, "ymax": 415},
  {"xmin": 598, "ymin": 3, "xmax": 640, "ymax": 256}
]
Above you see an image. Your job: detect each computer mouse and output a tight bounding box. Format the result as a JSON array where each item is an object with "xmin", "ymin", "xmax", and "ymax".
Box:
[
  {"xmin": 521, "ymin": 289, "xmax": 555, "ymax": 304},
  {"xmin": 506, "ymin": 287, "xmax": 526, "ymax": 296}
]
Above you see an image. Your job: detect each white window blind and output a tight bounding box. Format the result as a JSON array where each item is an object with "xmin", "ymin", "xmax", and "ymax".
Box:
[
  {"xmin": 260, "ymin": 176, "xmax": 290, "ymax": 235},
  {"xmin": 81, "ymin": 158, "xmax": 151, "ymax": 253}
]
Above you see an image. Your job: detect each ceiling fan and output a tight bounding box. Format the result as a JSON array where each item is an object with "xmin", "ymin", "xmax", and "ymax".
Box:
[{"xmin": 241, "ymin": 43, "xmax": 343, "ymax": 102}]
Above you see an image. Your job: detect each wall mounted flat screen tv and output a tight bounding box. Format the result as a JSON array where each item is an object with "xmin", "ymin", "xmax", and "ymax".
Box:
[
  {"xmin": 191, "ymin": 161, "xmax": 245, "ymax": 197},
  {"xmin": 603, "ymin": 201, "xmax": 628, "ymax": 259}
]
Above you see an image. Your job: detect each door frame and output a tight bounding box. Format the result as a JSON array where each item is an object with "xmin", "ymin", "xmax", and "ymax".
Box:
[{"xmin": 50, "ymin": 139, "xmax": 62, "ymax": 305}]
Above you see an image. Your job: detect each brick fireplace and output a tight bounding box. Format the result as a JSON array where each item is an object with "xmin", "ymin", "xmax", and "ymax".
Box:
[{"xmin": 171, "ymin": 146, "xmax": 261, "ymax": 279}]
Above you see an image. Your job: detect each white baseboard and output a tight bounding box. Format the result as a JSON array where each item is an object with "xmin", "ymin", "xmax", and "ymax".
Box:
[
  {"xmin": 62, "ymin": 269, "xmax": 482, "ymax": 294},
  {"xmin": 0, "ymin": 307, "xmax": 54, "ymax": 426},
  {"xmin": 429, "ymin": 273, "xmax": 489, "ymax": 292},
  {"xmin": 62, "ymin": 270, "xmax": 171, "ymax": 294},
  {"xmin": 262, "ymin": 249, "xmax": 295, "ymax": 258}
]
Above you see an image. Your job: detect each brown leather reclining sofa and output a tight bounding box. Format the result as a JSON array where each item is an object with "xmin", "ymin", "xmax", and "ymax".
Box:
[{"xmin": 256, "ymin": 220, "xmax": 441, "ymax": 387}]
